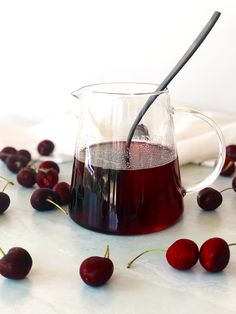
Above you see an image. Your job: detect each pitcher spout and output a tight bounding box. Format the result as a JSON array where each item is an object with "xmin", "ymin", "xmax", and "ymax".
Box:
[{"xmin": 71, "ymin": 87, "xmax": 83, "ymax": 100}]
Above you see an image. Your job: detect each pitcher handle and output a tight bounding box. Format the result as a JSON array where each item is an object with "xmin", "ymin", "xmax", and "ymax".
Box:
[{"xmin": 174, "ymin": 107, "xmax": 226, "ymax": 195}]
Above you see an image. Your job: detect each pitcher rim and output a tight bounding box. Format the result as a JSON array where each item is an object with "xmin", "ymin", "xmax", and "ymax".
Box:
[{"xmin": 71, "ymin": 82, "xmax": 169, "ymax": 97}]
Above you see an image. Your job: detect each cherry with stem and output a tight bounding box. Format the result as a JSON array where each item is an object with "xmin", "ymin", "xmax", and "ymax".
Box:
[
  {"xmin": 0, "ymin": 246, "xmax": 33, "ymax": 279},
  {"xmin": 30, "ymin": 188, "xmax": 68, "ymax": 215},
  {"xmin": 127, "ymin": 239, "xmax": 199, "ymax": 271},
  {"xmin": 80, "ymin": 245, "xmax": 114, "ymax": 286},
  {"xmin": 127, "ymin": 238, "xmax": 236, "ymax": 273},
  {"xmin": 197, "ymin": 175, "xmax": 236, "ymax": 211}
]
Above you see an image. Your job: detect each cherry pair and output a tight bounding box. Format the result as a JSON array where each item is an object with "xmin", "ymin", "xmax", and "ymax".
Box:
[
  {"xmin": 17, "ymin": 160, "xmax": 60, "ymax": 189},
  {"xmin": 128, "ymin": 237, "xmax": 232, "ymax": 273}
]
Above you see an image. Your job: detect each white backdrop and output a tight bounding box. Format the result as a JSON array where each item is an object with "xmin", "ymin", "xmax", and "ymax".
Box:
[{"xmin": 0, "ymin": 0, "xmax": 236, "ymax": 123}]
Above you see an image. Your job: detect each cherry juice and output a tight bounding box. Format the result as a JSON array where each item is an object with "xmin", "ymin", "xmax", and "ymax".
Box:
[{"xmin": 69, "ymin": 141, "xmax": 183, "ymax": 235}]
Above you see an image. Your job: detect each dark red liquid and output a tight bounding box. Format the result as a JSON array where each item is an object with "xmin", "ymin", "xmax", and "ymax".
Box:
[{"xmin": 69, "ymin": 141, "xmax": 183, "ymax": 235}]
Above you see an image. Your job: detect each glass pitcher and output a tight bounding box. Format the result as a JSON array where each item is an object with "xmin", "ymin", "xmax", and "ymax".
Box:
[{"xmin": 69, "ymin": 82, "xmax": 225, "ymax": 235}]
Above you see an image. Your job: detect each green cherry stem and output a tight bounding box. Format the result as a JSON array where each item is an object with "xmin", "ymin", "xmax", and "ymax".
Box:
[
  {"xmin": 104, "ymin": 245, "xmax": 110, "ymax": 258},
  {"xmin": 0, "ymin": 176, "xmax": 14, "ymax": 192},
  {"xmin": 46, "ymin": 198, "xmax": 68, "ymax": 215},
  {"xmin": 127, "ymin": 248, "xmax": 166, "ymax": 268},
  {"xmin": 0, "ymin": 248, "xmax": 5, "ymax": 256}
]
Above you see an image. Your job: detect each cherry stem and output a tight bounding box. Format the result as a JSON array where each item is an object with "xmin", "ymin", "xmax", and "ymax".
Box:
[
  {"xmin": 228, "ymin": 243, "xmax": 236, "ymax": 247},
  {"xmin": 0, "ymin": 248, "xmax": 5, "ymax": 256},
  {"xmin": 0, "ymin": 176, "xmax": 14, "ymax": 192},
  {"xmin": 127, "ymin": 248, "xmax": 166, "ymax": 268},
  {"xmin": 46, "ymin": 198, "xmax": 68, "ymax": 215},
  {"xmin": 27, "ymin": 159, "xmax": 40, "ymax": 169},
  {"xmin": 104, "ymin": 245, "xmax": 110, "ymax": 258},
  {"xmin": 0, "ymin": 152, "xmax": 10, "ymax": 157},
  {"xmin": 220, "ymin": 187, "xmax": 233, "ymax": 193}
]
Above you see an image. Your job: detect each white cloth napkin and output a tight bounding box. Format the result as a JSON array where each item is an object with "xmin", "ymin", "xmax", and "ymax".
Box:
[
  {"xmin": 0, "ymin": 107, "xmax": 236, "ymax": 165},
  {"xmin": 174, "ymin": 109, "xmax": 236, "ymax": 165}
]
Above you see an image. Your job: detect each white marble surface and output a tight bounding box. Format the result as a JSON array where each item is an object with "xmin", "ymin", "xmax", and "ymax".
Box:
[{"xmin": 0, "ymin": 162, "xmax": 236, "ymax": 314}]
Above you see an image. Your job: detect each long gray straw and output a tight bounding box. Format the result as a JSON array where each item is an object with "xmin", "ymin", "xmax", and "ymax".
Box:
[{"xmin": 125, "ymin": 11, "xmax": 221, "ymax": 154}]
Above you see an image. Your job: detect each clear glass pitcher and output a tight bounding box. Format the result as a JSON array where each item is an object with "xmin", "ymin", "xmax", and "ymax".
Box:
[{"xmin": 69, "ymin": 82, "xmax": 225, "ymax": 235}]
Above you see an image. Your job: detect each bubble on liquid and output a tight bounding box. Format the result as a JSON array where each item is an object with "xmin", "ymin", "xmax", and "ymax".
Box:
[{"xmin": 80, "ymin": 141, "xmax": 176, "ymax": 170}]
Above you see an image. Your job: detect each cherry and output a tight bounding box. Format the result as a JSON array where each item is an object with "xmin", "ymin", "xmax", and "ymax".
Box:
[
  {"xmin": 0, "ymin": 176, "xmax": 14, "ymax": 214},
  {"xmin": 199, "ymin": 237, "xmax": 230, "ymax": 272},
  {"xmin": 30, "ymin": 188, "xmax": 60, "ymax": 211},
  {"xmin": 166, "ymin": 239, "xmax": 199, "ymax": 270},
  {"xmin": 220, "ymin": 156, "xmax": 235, "ymax": 177},
  {"xmin": 5, "ymin": 154, "xmax": 28, "ymax": 173},
  {"xmin": 0, "ymin": 192, "xmax": 10, "ymax": 214},
  {"xmin": 226, "ymin": 144, "xmax": 236, "ymax": 161},
  {"xmin": 17, "ymin": 149, "xmax": 31, "ymax": 163},
  {"xmin": 17, "ymin": 167, "xmax": 36, "ymax": 188},
  {"xmin": 37, "ymin": 140, "xmax": 55, "ymax": 156},
  {"xmin": 0, "ymin": 146, "xmax": 17, "ymax": 162},
  {"xmin": 80, "ymin": 246, "xmax": 114, "ymax": 286},
  {"xmin": 197, "ymin": 187, "xmax": 223, "ymax": 211},
  {"xmin": 38, "ymin": 160, "xmax": 60, "ymax": 174},
  {"xmin": 30, "ymin": 188, "xmax": 67, "ymax": 214},
  {"xmin": 53, "ymin": 182, "xmax": 70, "ymax": 205},
  {"xmin": 36, "ymin": 168, "xmax": 58, "ymax": 189},
  {"xmin": 127, "ymin": 239, "xmax": 199, "ymax": 271},
  {"xmin": 0, "ymin": 247, "xmax": 33, "ymax": 279}
]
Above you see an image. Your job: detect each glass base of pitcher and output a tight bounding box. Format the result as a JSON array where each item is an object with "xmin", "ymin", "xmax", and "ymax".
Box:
[{"xmin": 68, "ymin": 213, "xmax": 183, "ymax": 236}]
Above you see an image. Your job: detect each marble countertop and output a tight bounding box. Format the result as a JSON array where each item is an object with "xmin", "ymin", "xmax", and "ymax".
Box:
[{"xmin": 0, "ymin": 162, "xmax": 236, "ymax": 314}]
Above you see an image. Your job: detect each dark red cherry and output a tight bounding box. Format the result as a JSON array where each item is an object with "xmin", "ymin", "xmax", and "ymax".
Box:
[
  {"xmin": 38, "ymin": 160, "xmax": 60, "ymax": 174},
  {"xmin": 220, "ymin": 157, "xmax": 235, "ymax": 177},
  {"xmin": 5, "ymin": 154, "xmax": 28, "ymax": 173},
  {"xmin": 226, "ymin": 145, "xmax": 236, "ymax": 161},
  {"xmin": 0, "ymin": 146, "xmax": 17, "ymax": 162},
  {"xmin": 0, "ymin": 192, "xmax": 10, "ymax": 214},
  {"xmin": 0, "ymin": 247, "xmax": 33, "ymax": 279},
  {"xmin": 199, "ymin": 237, "xmax": 230, "ymax": 272},
  {"xmin": 53, "ymin": 182, "xmax": 70, "ymax": 205},
  {"xmin": 36, "ymin": 169, "xmax": 58, "ymax": 189},
  {"xmin": 30, "ymin": 188, "xmax": 60, "ymax": 211},
  {"xmin": 17, "ymin": 149, "xmax": 31, "ymax": 163},
  {"xmin": 17, "ymin": 167, "xmax": 36, "ymax": 188},
  {"xmin": 80, "ymin": 255, "xmax": 114, "ymax": 286},
  {"xmin": 197, "ymin": 187, "xmax": 223, "ymax": 211},
  {"xmin": 166, "ymin": 239, "xmax": 199, "ymax": 270},
  {"xmin": 37, "ymin": 140, "xmax": 55, "ymax": 156}
]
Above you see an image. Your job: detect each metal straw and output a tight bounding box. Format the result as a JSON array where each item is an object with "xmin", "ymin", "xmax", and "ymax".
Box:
[{"xmin": 125, "ymin": 11, "xmax": 221, "ymax": 155}]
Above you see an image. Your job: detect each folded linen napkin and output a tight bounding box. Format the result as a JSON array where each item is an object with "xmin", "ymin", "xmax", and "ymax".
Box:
[{"xmin": 0, "ymin": 107, "xmax": 236, "ymax": 165}]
